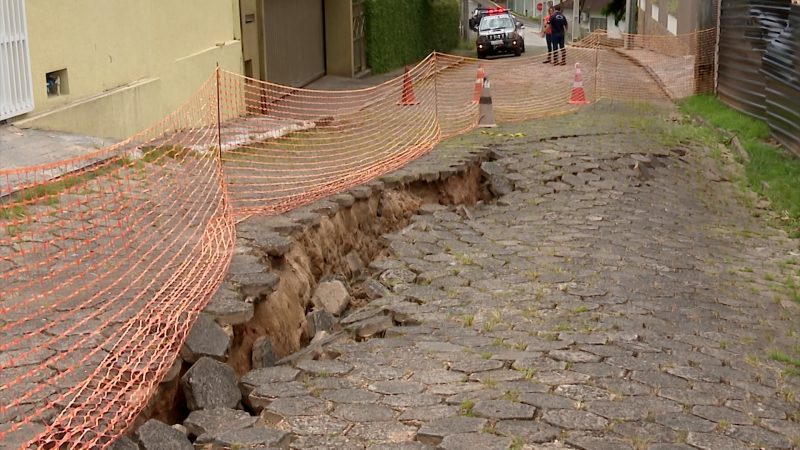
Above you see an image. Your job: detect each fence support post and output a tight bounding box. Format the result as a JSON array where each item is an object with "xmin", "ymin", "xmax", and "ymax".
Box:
[
  {"xmin": 433, "ymin": 53, "xmax": 441, "ymax": 135},
  {"xmin": 215, "ymin": 64, "xmax": 223, "ymax": 160},
  {"xmin": 625, "ymin": 0, "xmax": 636, "ymax": 49}
]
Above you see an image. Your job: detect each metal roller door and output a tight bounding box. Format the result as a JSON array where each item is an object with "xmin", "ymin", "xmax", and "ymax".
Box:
[{"xmin": 264, "ymin": 0, "xmax": 326, "ymax": 87}]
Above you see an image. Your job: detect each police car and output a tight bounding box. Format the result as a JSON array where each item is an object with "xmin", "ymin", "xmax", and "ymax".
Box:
[{"xmin": 475, "ymin": 9, "xmax": 525, "ymax": 59}]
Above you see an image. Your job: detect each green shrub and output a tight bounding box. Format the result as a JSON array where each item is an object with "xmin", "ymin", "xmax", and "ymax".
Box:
[
  {"xmin": 427, "ymin": 0, "xmax": 461, "ymax": 54},
  {"xmin": 364, "ymin": 0, "xmax": 460, "ymax": 73}
]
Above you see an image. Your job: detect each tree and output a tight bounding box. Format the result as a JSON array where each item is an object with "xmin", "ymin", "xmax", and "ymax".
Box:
[{"xmin": 601, "ymin": 0, "xmax": 626, "ymax": 25}]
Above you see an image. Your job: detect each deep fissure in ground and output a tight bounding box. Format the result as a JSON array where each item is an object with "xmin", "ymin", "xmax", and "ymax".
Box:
[{"xmin": 132, "ymin": 149, "xmax": 502, "ymax": 438}]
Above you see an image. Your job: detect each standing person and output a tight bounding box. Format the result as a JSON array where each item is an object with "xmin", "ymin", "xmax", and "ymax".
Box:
[
  {"xmin": 549, "ymin": 5, "xmax": 568, "ymax": 66},
  {"xmin": 541, "ymin": 6, "xmax": 555, "ymax": 64}
]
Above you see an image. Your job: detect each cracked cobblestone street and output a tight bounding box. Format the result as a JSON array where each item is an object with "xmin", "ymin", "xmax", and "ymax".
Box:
[
  {"xmin": 228, "ymin": 101, "xmax": 800, "ymax": 450},
  {"xmin": 253, "ymin": 102, "xmax": 800, "ymax": 450}
]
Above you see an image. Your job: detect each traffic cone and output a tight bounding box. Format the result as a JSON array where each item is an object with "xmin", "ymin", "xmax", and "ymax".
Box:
[
  {"xmin": 568, "ymin": 62, "xmax": 589, "ymax": 105},
  {"xmin": 478, "ymin": 76, "xmax": 496, "ymax": 128},
  {"xmin": 472, "ymin": 65, "xmax": 485, "ymax": 105},
  {"xmin": 398, "ymin": 65, "xmax": 418, "ymax": 106}
]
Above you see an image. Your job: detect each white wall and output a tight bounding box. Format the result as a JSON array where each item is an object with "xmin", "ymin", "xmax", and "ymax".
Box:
[{"xmin": 606, "ymin": 16, "xmax": 626, "ymax": 38}]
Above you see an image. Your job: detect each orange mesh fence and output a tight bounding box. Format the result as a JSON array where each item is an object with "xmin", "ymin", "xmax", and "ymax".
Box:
[
  {"xmin": 0, "ymin": 29, "xmax": 716, "ymax": 448},
  {"xmin": 218, "ymin": 55, "xmax": 442, "ymax": 215},
  {"xmin": 585, "ymin": 29, "xmax": 719, "ymax": 101},
  {"xmin": 0, "ymin": 75, "xmax": 234, "ymax": 448}
]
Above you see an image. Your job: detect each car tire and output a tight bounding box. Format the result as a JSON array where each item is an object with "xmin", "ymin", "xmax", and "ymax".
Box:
[
  {"xmin": 522, "ymin": 41, "xmax": 526, "ymax": 53},
  {"xmin": 477, "ymin": 52, "xmax": 486, "ymax": 59},
  {"xmin": 514, "ymin": 47, "xmax": 522, "ymax": 57}
]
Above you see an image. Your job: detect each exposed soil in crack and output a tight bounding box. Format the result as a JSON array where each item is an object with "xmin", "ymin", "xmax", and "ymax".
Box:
[
  {"xmin": 227, "ymin": 163, "xmax": 496, "ymax": 375},
  {"xmin": 136, "ymin": 147, "xmax": 502, "ymax": 432}
]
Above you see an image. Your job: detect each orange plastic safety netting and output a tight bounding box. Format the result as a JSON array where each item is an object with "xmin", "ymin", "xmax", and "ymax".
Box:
[
  {"xmin": 0, "ymin": 75, "xmax": 234, "ymax": 448},
  {"xmin": 0, "ymin": 29, "xmax": 717, "ymax": 448}
]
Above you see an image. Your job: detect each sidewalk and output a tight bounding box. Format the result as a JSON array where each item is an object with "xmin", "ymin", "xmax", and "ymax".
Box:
[
  {"xmin": 0, "ymin": 67, "xmax": 414, "ymax": 182},
  {"xmin": 0, "ymin": 124, "xmax": 115, "ymax": 172},
  {"xmin": 0, "ymin": 125, "xmax": 116, "ymax": 196},
  {"xmin": 306, "ymin": 67, "xmax": 407, "ymax": 91}
]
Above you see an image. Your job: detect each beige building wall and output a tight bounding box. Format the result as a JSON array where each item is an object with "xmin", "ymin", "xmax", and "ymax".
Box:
[{"xmin": 13, "ymin": 0, "xmax": 243, "ymax": 139}]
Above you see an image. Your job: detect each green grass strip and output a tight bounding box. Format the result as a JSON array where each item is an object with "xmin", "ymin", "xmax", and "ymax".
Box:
[{"xmin": 680, "ymin": 95, "xmax": 800, "ymax": 238}]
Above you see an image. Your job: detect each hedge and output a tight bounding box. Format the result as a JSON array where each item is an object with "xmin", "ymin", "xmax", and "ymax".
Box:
[{"xmin": 364, "ymin": 0, "xmax": 460, "ymax": 74}]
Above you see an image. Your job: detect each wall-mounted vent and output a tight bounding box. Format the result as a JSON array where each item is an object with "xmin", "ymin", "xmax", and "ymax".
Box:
[{"xmin": 46, "ymin": 69, "xmax": 68, "ymax": 97}]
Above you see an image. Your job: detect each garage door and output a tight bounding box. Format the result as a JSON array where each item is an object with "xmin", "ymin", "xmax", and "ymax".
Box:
[{"xmin": 264, "ymin": 0, "xmax": 326, "ymax": 87}]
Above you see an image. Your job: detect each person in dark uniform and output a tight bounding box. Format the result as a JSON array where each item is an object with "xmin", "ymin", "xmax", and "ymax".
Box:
[{"xmin": 549, "ymin": 5, "xmax": 568, "ymax": 66}]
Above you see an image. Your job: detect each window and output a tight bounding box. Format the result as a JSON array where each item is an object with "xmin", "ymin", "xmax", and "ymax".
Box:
[
  {"xmin": 0, "ymin": 0, "xmax": 34, "ymax": 120},
  {"xmin": 480, "ymin": 16, "xmax": 515, "ymax": 31},
  {"xmin": 590, "ymin": 17, "xmax": 607, "ymax": 31}
]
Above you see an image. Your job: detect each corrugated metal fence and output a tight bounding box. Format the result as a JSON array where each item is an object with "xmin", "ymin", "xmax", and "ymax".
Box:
[{"xmin": 717, "ymin": 0, "xmax": 799, "ymax": 155}]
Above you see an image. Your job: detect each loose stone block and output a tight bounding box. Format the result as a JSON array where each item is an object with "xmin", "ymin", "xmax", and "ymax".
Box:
[
  {"xmin": 109, "ymin": 436, "xmax": 139, "ymax": 450},
  {"xmin": 248, "ymin": 381, "xmax": 309, "ymax": 412},
  {"xmin": 161, "ymin": 358, "xmax": 183, "ymax": 384},
  {"xmin": 311, "ymin": 280, "xmax": 352, "ymax": 316},
  {"xmin": 228, "ymin": 265, "xmax": 279, "ymax": 299},
  {"xmin": 181, "ymin": 357, "xmax": 241, "ymax": 411},
  {"xmin": 379, "ymin": 268, "xmax": 417, "ymax": 286},
  {"xmin": 203, "ymin": 287, "xmax": 253, "ymax": 326},
  {"xmin": 345, "ymin": 250, "xmax": 364, "ymax": 277},
  {"xmin": 296, "ymin": 359, "xmax": 353, "ymax": 376},
  {"xmin": 244, "ymin": 231, "xmax": 294, "ymax": 258},
  {"xmin": 341, "ymin": 307, "xmax": 384, "ymax": 326},
  {"xmin": 183, "ymin": 407, "xmax": 258, "ymax": 437},
  {"xmin": 180, "ymin": 314, "xmax": 230, "ymax": 363},
  {"xmin": 364, "ymin": 278, "xmax": 394, "ymax": 300},
  {"xmin": 239, "ymin": 366, "xmax": 300, "ymax": 398},
  {"xmin": 251, "ymin": 336, "xmax": 278, "ymax": 369},
  {"xmin": 346, "ymin": 314, "xmax": 394, "ymax": 339},
  {"xmin": 195, "ymin": 425, "xmax": 291, "ymax": 448},
  {"xmin": 305, "ymin": 309, "xmax": 338, "ymax": 337},
  {"xmin": 135, "ymin": 419, "xmax": 192, "ymax": 450},
  {"xmin": 262, "ymin": 396, "xmax": 327, "ymax": 423}
]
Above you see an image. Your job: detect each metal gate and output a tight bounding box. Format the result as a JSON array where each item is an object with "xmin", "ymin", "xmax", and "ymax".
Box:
[
  {"xmin": 0, "ymin": 0, "xmax": 34, "ymax": 121},
  {"xmin": 717, "ymin": 0, "xmax": 799, "ymax": 155},
  {"xmin": 264, "ymin": 0, "xmax": 326, "ymax": 87},
  {"xmin": 353, "ymin": 0, "xmax": 367, "ymax": 75}
]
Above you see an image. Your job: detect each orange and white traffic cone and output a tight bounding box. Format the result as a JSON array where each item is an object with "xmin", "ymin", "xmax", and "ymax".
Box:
[
  {"xmin": 398, "ymin": 65, "xmax": 418, "ymax": 106},
  {"xmin": 472, "ymin": 65, "xmax": 485, "ymax": 105},
  {"xmin": 478, "ymin": 76, "xmax": 496, "ymax": 128},
  {"xmin": 568, "ymin": 62, "xmax": 589, "ymax": 105}
]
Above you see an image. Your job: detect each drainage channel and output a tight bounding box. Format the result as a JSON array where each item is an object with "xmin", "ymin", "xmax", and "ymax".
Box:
[{"xmin": 118, "ymin": 142, "xmax": 513, "ymax": 448}]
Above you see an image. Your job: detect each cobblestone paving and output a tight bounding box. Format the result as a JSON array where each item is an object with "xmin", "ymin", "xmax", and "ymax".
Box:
[
  {"xmin": 269, "ymin": 102, "xmax": 799, "ymax": 449},
  {"xmin": 256, "ymin": 103, "xmax": 800, "ymax": 450}
]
